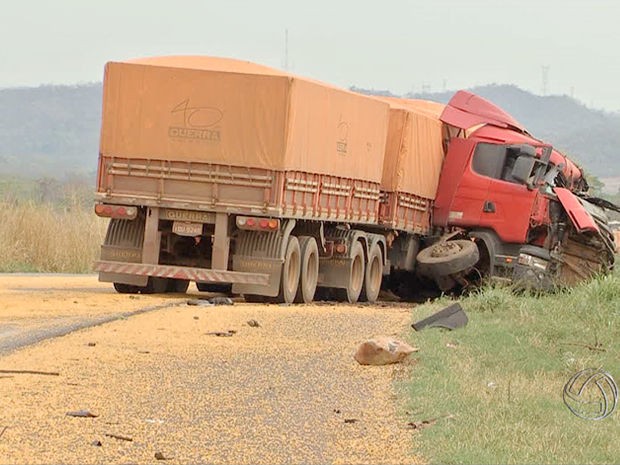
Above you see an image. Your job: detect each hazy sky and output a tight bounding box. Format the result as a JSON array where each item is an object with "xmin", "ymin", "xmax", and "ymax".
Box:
[{"xmin": 2, "ymin": 0, "xmax": 620, "ymax": 112}]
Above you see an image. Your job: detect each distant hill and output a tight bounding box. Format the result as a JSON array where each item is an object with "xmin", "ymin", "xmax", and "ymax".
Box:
[
  {"xmin": 0, "ymin": 84, "xmax": 102, "ymax": 179},
  {"xmin": 0, "ymin": 83, "xmax": 618, "ymax": 180}
]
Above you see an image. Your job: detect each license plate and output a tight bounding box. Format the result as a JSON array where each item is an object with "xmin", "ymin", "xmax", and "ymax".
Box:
[{"xmin": 172, "ymin": 221, "xmax": 203, "ymax": 237}]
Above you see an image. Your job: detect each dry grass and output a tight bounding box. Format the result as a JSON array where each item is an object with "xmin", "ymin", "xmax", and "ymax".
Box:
[{"xmin": 0, "ymin": 201, "xmax": 107, "ymax": 273}]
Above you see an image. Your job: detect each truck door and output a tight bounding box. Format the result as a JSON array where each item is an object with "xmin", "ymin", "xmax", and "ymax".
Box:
[{"xmin": 475, "ymin": 144, "xmax": 538, "ymax": 243}]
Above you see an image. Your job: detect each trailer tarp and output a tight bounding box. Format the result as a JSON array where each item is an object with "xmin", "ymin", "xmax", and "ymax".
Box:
[
  {"xmin": 100, "ymin": 56, "xmax": 389, "ymax": 183},
  {"xmin": 379, "ymin": 98, "xmax": 446, "ymax": 199}
]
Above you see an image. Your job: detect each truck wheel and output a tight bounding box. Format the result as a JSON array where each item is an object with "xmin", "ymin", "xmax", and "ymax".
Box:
[
  {"xmin": 333, "ymin": 241, "xmax": 365, "ymax": 304},
  {"xmin": 294, "ymin": 236, "xmax": 319, "ymax": 303},
  {"xmin": 141, "ymin": 277, "xmax": 169, "ymax": 294},
  {"xmin": 167, "ymin": 279, "xmax": 190, "ymax": 293},
  {"xmin": 360, "ymin": 243, "xmax": 383, "ymax": 303},
  {"xmin": 416, "ymin": 239, "xmax": 479, "ymax": 278},
  {"xmin": 113, "ymin": 283, "xmax": 140, "ymax": 294},
  {"xmin": 277, "ymin": 235, "xmax": 301, "ymax": 304},
  {"xmin": 196, "ymin": 283, "xmax": 233, "ymax": 294}
]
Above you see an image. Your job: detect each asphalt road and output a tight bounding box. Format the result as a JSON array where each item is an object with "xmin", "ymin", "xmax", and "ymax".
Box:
[{"xmin": 0, "ymin": 275, "xmax": 420, "ymax": 464}]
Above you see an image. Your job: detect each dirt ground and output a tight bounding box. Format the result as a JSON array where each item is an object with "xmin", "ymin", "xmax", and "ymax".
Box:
[{"xmin": 0, "ymin": 275, "xmax": 421, "ymax": 464}]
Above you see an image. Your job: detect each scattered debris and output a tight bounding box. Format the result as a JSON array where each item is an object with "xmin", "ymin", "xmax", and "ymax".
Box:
[
  {"xmin": 406, "ymin": 414, "xmax": 454, "ymax": 430},
  {"xmin": 138, "ymin": 350, "xmax": 151, "ymax": 354},
  {"xmin": 91, "ymin": 440, "xmax": 102, "ymax": 447},
  {"xmin": 487, "ymin": 381, "xmax": 497, "ymax": 389},
  {"xmin": 205, "ymin": 330, "xmax": 237, "ymax": 337},
  {"xmin": 412, "ymin": 303, "xmax": 468, "ymax": 331},
  {"xmin": 193, "ymin": 316, "xmax": 199, "ymax": 320},
  {"xmin": 333, "ymin": 409, "xmax": 341, "ymax": 414},
  {"xmin": 145, "ymin": 418, "xmax": 165, "ymax": 424},
  {"xmin": 344, "ymin": 418, "xmax": 358, "ymax": 424},
  {"xmin": 354, "ymin": 337, "xmax": 418, "ymax": 366},
  {"xmin": 187, "ymin": 296, "xmax": 234, "ymax": 307},
  {"xmin": 87, "ymin": 342, "xmax": 96, "ymax": 347},
  {"xmin": 246, "ymin": 319, "xmax": 261, "ymax": 328},
  {"xmin": 187, "ymin": 299, "xmax": 213, "ymax": 307},
  {"xmin": 446, "ymin": 342, "xmax": 458, "ymax": 349},
  {"xmin": 0, "ymin": 369, "xmax": 59, "ymax": 376},
  {"xmin": 0, "ymin": 426, "xmax": 8, "ymax": 439},
  {"xmin": 154, "ymin": 452, "xmax": 169, "ymax": 460},
  {"xmin": 66, "ymin": 410, "xmax": 98, "ymax": 418},
  {"xmin": 104, "ymin": 433, "xmax": 133, "ymax": 442}
]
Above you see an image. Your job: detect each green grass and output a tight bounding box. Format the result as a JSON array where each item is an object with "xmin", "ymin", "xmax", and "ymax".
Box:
[{"xmin": 405, "ymin": 271, "xmax": 620, "ymax": 464}]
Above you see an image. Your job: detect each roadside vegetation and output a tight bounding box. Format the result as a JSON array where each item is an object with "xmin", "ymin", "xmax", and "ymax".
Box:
[
  {"xmin": 405, "ymin": 271, "xmax": 620, "ymax": 464},
  {"xmin": 0, "ymin": 176, "xmax": 106, "ymax": 272}
]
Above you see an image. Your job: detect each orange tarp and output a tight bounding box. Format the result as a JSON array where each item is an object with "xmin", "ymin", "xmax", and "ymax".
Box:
[
  {"xmin": 378, "ymin": 97, "xmax": 446, "ymax": 199},
  {"xmin": 100, "ymin": 56, "xmax": 389, "ymax": 183}
]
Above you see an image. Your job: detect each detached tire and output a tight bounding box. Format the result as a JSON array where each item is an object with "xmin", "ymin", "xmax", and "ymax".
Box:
[
  {"xmin": 277, "ymin": 235, "xmax": 301, "ymax": 304},
  {"xmin": 294, "ymin": 236, "xmax": 319, "ymax": 303},
  {"xmin": 417, "ymin": 239, "xmax": 479, "ymax": 278},
  {"xmin": 360, "ymin": 243, "xmax": 383, "ymax": 303},
  {"xmin": 333, "ymin": 241, "xmax": 365, "ymax": 304}
]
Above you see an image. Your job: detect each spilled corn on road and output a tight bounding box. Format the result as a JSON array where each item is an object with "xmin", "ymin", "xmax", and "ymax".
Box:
[{"xmin": 0, "ymin": 275, "xmax": 420, "ymax": 464}]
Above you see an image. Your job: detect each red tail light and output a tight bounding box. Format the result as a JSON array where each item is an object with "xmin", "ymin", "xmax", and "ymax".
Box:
[
  {"xmin": 236, "ymin": 216, "xmax": 280, "ymax": 231},
  {"xmin": 94, "ymin": 204, "xmax": 138, "ymax": 219}
]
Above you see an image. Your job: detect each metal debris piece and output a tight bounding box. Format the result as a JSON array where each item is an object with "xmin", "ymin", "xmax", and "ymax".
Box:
[
  {"xmin": 104, "ymin": 433, "xmax": 133, "ymax": 442},
  {"xmin": 205, "ymin": 330, "xmax": 236, "ymax": 337},
  {"xmin": 87, "ymin": 342, "xmax": 96, "ymax": 347},
  {"xmin": 247, "ymin": 319, "xmax": 261, "ymax": 328},
  {"xmin": 66, "ymin": 410, "xmax": 98, "ymax": 418},
  {"xmin": 91, "ymin": 440, "xmax": 102, "ymax": 447},
  {"xmin": 412, "ymin": 303, "xmax": 468, "ymax": 331},
  {"xmin": 154, "ymin": 452, "xmax": 169, "ymax": 460},
  {"xmin": 187, "ymin": 299, "xmax": 214, "ymax": 307},
  {"xmin": 0, "ymin": 369, "xmax": 59, "ymax": 376},
  {"xmin": 344, "ymin": 418, "xmax": 358, "ymax": 424},
  {"xmin": 209, "ymin": 296, "xmax": 234, "ymax": 306}
]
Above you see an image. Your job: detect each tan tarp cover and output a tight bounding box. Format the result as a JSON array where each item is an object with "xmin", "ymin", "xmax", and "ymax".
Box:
[
  {"xmin": 378, "ymin": 97, "xmax": 446, "ymax": 199},
  {"xmin": 100, "ymin": 56, "xmax": 389, "ymax": 183}
]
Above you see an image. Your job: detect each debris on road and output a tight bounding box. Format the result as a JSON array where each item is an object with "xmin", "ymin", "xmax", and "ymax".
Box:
[
  {"xmin": 154, "ymin": 452, "xmax": 170, "ymax": 460},
  {"xmin": 344, "ymin": 418, "xmax": 358, "ymax": 424},
  {"xmin": 246, "ymin": 319, "xmax": 261, "ymax": 328},
  {"xmin": 104, "ymin": 433, "xmax": 133, "ymax": 442},
  {"xmin": 87, "ymin": 342, "xmax": 96, "ymax": 347},
  {"xmin": 187, "ymin": 297, "xmax": 234, "ymax": 307},
  {"xmin": 354, "ymin": 337, "xmax": 418, "ymax": 366},
  {"xmin": 0, "ymin": 369, "xmax": 59, "ymax": 376},
  {"xmin": 406, "ymin": 413, "xmax": 454, "ymax": 430},
  {"xmin": 412, "ymin": 303, "xmax": 468, "ymax": 331},
  {"xmin": 91, "ymin": 440, "xmax": 102, "ymax": 447},
  {"xmin": 66, "ymin": 410, "xmax": 98, "ymax": 418},
  {"xmin": 205, "ymin": 330, "xmax": 237, "ymax": 337}
]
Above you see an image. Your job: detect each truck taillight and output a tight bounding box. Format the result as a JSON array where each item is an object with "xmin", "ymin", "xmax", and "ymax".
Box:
[
  {"xmin": 236, "ymin": 216, "xmax": 280, "ymax": 231},
  {"xmin": 95, "ymin": 204, "xmax": 138, "ymax": 220}
]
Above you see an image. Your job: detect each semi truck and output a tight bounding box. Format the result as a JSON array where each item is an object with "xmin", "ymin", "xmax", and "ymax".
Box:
[{"xmin": 93, "ymin": 56, "xmax": 616, "ymax": 302}]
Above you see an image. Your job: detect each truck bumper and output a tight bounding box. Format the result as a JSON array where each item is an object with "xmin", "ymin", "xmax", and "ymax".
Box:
[{"xmin": 94, "ymin": 260, "xmax": 270, "ymax": 285}]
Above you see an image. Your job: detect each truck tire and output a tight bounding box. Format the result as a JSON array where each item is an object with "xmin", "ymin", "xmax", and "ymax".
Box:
[
  {"xmin": 141, "ymin": 277, "xmax": 169, "ymax": 294},
  {"xmin": 333, "ymin": 241, "xmax": 365, "ymax": 304},
  {"xmin": 196, "ymin": 283, "xmax": 233, "ymax": 294},
  {"xmin": 294, "ymin": 236, "xmax": 319, "ymax": 304},
  {"xmin": 360, "ymin": 243, "xmax": 383, "ymax": 303},
  {"xmin": 167, "ymin": 279, "xmax": 190, "ymax": 293},
  {"xmin": 416, "ymin": 239, "xmax": 479, "ymax": 278},
  {"xmin": 277, "ymin": 235, "xmax": 301, "ymax": 304},
  {"xmin": 113, "ymin": 283, "xmax": 140, "ymax": 294}
]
